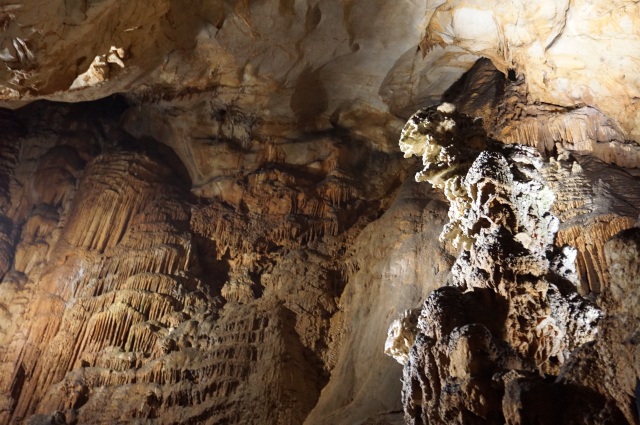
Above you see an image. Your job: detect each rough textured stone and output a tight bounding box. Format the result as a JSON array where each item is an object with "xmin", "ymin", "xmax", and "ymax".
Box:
[
  {"xmin": 0, "ymin": 98, "xmax": 451, "ymax": 424},
  {"xmin": 0, "ymin": 1, "xmax": 638, "ymax": 424},
  {"xmin": 393, "ymin": 104, "xmax": 637, "ymax": 425}
]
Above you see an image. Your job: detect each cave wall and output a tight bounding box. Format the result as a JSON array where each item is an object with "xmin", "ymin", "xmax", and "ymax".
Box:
[
  {"xmin": 0, "ymin": 1, "xmax": 637, "ymax": 424},
  {"xmin": 0, "ymin": 98, "xmax": 440, "ymax": 424}
]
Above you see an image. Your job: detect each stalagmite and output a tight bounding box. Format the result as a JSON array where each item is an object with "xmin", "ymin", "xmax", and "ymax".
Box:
[{"xmin": 390, "ymin": 103, "xmax": 638, "ymax": 425}]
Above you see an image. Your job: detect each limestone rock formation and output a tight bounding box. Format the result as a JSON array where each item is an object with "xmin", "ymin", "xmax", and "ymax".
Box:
[
  {"xmin": 0, "ymin": 1, "xmax": 637, "ymax": 425},
  {"xmin": 392, "ymin": 104, "xmax": 638, "ymax": 424},
  {"xmin": 0, "ymin": 99, "xmax": 431, "ymax": 424}
]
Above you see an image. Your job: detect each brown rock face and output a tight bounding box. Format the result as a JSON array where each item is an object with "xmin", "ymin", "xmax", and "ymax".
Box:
[
  {"xmin": 0, "ymin": 97, "xmax": 451, "ymax": 424},
  {"xmin": 0, "ymin": 1, "xmax": 638, "ymax": 425}
]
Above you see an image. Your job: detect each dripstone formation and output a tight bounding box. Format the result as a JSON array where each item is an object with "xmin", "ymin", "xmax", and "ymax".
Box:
[
  {"xmin": 0, "ymin": 100, "xmax": 422, "ymax": 424},
  {"xmin": 0, "ymin": 1, "xmax": 639, "ymax": 424},
  {"xmin": 388, "ymin": 103, "xmax": 638, "ymax": 424}
]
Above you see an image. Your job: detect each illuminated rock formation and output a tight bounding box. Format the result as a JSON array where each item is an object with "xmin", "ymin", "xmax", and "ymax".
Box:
[
  {"xmin": 0, "ymin": 1, "xmax": 638, "ymax": 424},
  {"xmin": 0, "ymin": 98, "xmax": 450, "ymax": 424},
  {"xmin": 391, "ymin": 103, "xmax": 638, "ymax": 424}
]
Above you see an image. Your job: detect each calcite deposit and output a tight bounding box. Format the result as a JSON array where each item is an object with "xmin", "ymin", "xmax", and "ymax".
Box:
[
  {"xmin": 0, "ymin": 1, "xmax": 638, "ymax": 425},
  {"xmin": 0, "ymin": 99, "xmax": 427, "ymax": 424},
  {"xmin": 392, "ymin": 104, "xmax": 638, "ymax": 424}
]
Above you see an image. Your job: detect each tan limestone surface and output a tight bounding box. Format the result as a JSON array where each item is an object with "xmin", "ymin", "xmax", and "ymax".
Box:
[{"xmin": 0, "ymin": 1, "xmax": 637, "ymax": 425}]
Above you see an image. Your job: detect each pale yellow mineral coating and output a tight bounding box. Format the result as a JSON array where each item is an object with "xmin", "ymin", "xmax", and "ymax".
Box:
[{"xmin": 384, "ymin": 308, "xmax": 419, "ymax": 365}]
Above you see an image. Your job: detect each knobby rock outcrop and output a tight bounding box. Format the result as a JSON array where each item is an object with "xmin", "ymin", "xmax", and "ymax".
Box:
[{"xmin": 389, "ymin": 103, "xmax": 639, "ymax": 424}]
